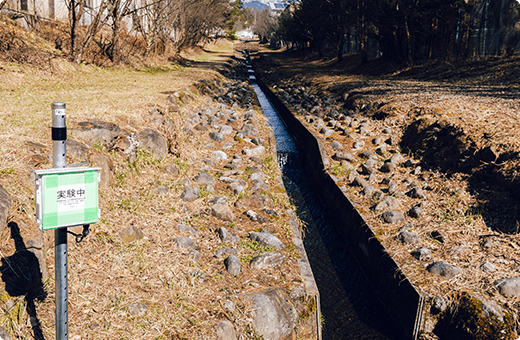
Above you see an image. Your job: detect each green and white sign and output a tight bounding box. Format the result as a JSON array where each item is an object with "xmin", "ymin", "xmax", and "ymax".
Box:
[{"xmin": 35, "ymin": 167, "xmax": 101, "ymax": 230}]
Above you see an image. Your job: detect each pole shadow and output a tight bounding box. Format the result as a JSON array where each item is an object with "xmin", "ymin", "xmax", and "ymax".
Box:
[{"xmin": 0, "ymin": 222, "xmax": 47, "ymax": 340}]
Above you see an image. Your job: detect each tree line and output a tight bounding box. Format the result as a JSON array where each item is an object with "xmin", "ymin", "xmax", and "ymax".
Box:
[
  {"xmin": 5, "ymin": 0, "xmax": 247, "ymax": 65},
  {"xmin": 255, "ymin": 0, "xmax": 520, "ymax": 64}
]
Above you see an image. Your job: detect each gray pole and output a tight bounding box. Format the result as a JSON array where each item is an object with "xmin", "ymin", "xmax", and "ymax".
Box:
[{"xmin": 52, "ymin": 102, "xmax": 68, "ymax": 340}]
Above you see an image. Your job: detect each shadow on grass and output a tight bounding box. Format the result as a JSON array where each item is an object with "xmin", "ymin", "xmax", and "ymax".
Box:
[{"xmin": 1, "ymin": 222, "xmax": 47, "ymax": 340}]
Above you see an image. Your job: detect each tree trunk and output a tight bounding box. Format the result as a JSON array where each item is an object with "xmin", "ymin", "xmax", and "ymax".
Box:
[{"xmin": 337, "ymin": 30, "xmax": 345, "ymax": 62}]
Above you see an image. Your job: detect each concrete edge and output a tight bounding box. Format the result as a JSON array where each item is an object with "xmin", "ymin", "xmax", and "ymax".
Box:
[
  {"xmin": 256, "ymin": 76, "xmax": 424, "ymax": 340},
  {"xmin": 260, "ymin": 107, "xmax": 322, "ymax": 340}
]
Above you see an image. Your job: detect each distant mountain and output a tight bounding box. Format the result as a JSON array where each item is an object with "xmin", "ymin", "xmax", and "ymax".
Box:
[{"xmin": 244, "ymin": 1, "xmax": 268, "ymax": 10}]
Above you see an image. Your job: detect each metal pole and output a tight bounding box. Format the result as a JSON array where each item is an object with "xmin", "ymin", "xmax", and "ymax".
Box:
[{"xmin": 52, "ymin": 102, "xmax": 68, "ymax": 340}]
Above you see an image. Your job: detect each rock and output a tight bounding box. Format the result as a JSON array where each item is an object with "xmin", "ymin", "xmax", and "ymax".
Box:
[
  {"xmin": 390, "ymin": 154, "xmax": 404, "ymax": 165},
  {"xmin": 353, "ymin": 140, "xmax": 365, "ymax": 149},
  {"xmin": 0, "ymin": 326, "xmax": 9, "ymax": 340},
  {"xmin": 243, "ymin": 146, "xmax": 266, "ymax": 157},
  {"xmin": 194, "ymin": 122, "xmax": 209, "ymax": 131},
  {"xmin": 180, "ymin": 186, "xmax": 200, "ymax": 202},
  {"xmin": 332, "ymin": 152, "xmax": 356, "ymax": 163},
  {"xmin": 215, "ymin": 248, "xmax": 238, "ymax": 258},
  {"xmin": 249, "ymin": 172, "xmax": 267, "ymax": 181},
  {"xmin": 330, "ymin": 141, "xmax": 343, "ymax": 150},
  {"xmin": 67, "ymin": 139, "xmax": 89, "ymax": 161},
  {"xmin": 235, "ymin": 195, "xmax": 272, "ymax": 210},
  {"xmin": 175, "ymin": 224, "xmax": 198, "ymax": 236},
  {"xmin": 360, "ymin": 159, "xmax": 377, "ymax": 175},
  {"xmin": 128, "ymin": 302, "xmax": 148, "ymax": 316},
  {"xmin": 224, "ymin": 300, "xmax": 235, "ymax": 312},
  {"xmin": 216, "ymin": 227, "xmax": 239, "ymax": 245},
  {"xmin": 194, "ymin": 172, "xmax": 216, "ymax": 185},
  {"xmin": 114, "ymin": 132, "xmax": 139, "ymax": 161},
  {"xmin": 399, "ymin": 230, "xmax": 422, "ymax": 245},
  {"xmin": 137, "ymin": 129, "xmax": 168, "ymax": 160},
  {"xmin": 431, "ymin": 296, "xmax": 447, "ymax": 314},
  {"xmin": 163, "ymin": 164, "xmax": 180, "ymax": 175},
  {"xmin": 119, "ymin": 225, "xmax": 143, "ymax": 243},
  {"xmin": 210, "ymin": 203, "xmax": 235, "ymax": 222},
  {"xmin": 380, "ymin": 162, "xmax": 395, "ymax": 173},
  {"xmin": 411, "ymin": 248, "xmax": 432, "ymax": 261},
  {"xmin": 249, "ymin": 232, "xmax": 284, "ymax": 250},
  {"xmin": 212, "ymin": 150, "xmax": 228, "ymax": 162},
  {"xmin": 480, "ymin": 261, "xmax": 496, "ymax": 273},
  {"xmin": 362, "ymin": 185, "xmax": 376, "ymax": 196},
  {"xmin": 495, "ymin": 277, "xmax": 520, "ymax": 297},
  {"xmin": 225, "ymin": 255, "xmax": 241, "ymax": 276},
  {"xmin": 250, "ymin": 252, "xmax": 285, "ymax": 270},
  {"xmin": 0, "ymin": 186, "xmax": 11, "ymax": 235},
  {"xmin": 409, "ymin": 205, "xmax": 423, "ymax": 218},
  {"xmin": 209, "ymin": 132, "xmax": 225, "ymax": 142},
  {"xmin": 249, "ymin": 289, "xmax": 296, "ymax": 340},
  {"xmin": 220, "ymin": 125, "xmax": 234, "ymax": 135},
  {"xmin": 91, "ymin": 153, "xmax": 113, "ymax": 187},
  {"xmin": 372, "ymin": 136, "xmax": 382, "ymax": 145},
  {"xmin": 408, "ymin": 187, "xmax": 426, "ymax": 199},
  {"xmin": 229, "ymin": 180, "xmax": 247, "ymax": 194},
  {"xmin": 376, "ymin": 145, "xmax": 387, "ymax": 155},
  {"xmin": 388, "ymin": 180, "xmax": 399, "ymax": 195},
  {"xmin": 173, "ymin": 237, "xmax": 197, "ymax": 250},
  {"xmin": 187, "ymin": 250, "xmax": 200, "ymax": 262},
  {"xmin": 262, "ymin": 208, "xmax": 279, "ymax": 217},
  {"xmin": 351, "ymin": 176, "xmax": 368, "ymax": 188},
  {"xmin": 215, "ymin": 320, "xmax": 237, "ymax": 340},
  {"xmin": 427, "ymin": 261, "xmax": 462, "ymax": 279},
  {"xmin": 381, "ymin": 211, "xmax": 405, "ymax": 224},
  {"xmin": 204, "ymin": 158, "xmax": 216, "ymax": 167},
  {"xmin": 374, "ymin": 196, "xmax": 400, "ymax": 212},
  {"xmin": 74, "ymin": 120, "xmax": 121, "ymax": 148}
]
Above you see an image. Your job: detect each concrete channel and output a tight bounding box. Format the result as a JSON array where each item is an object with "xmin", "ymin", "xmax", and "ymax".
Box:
[{"xmin": 244, "ymin": 52, "xmax": 424, "ymax": 340}]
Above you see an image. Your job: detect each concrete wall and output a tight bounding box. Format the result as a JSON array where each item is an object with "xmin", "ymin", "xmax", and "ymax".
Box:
[{"xmin": 256, "ymin": 76, "xmax": 424, "ymax": 339}]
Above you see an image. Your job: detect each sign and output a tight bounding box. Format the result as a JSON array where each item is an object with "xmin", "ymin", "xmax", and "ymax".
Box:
[{"xmin": 35, "ymin": 167, "xmax": 101, "ymax": 230}]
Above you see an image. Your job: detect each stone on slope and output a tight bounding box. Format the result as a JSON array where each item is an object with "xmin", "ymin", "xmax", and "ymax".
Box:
[
  {"xmin": 173, "ymin": 237, "xmax": 197, "ymax": 250},
  {"xmin": 180, "ymin": 186, "xmax": 200, "ymax": 202},
  {"xmin": 210, "ymin": 203, "xmax": 235, "ymax": 222},
  {"xmin": 137, "ymin": 128, "xmax": 168, "ymax": 160},
  {"xmin": 249, "ymin": 289, "xmax": 297, "ymax": 340},
  {"xmin": 175, "ymin": 224, "xmax": 198, "ymax": 236},
  {"xmin": 381, "ymin": 210, "xmax": 405, "ymax": 224},
  {"xmin": 250, "ymin": 252, "xmax": 285, "ymax": 269},
  {"xmin": 216, "ymin": 227, "xmax": 239, "ymax": 245},
  {"xmin": 215, "ymin": 320, "xmax": 237, "ymax": 340},
  {"xmin": 74, "ymin": 120, "xmax": 121, "ymax": 148},
  {"xmin": 194, "ymin": 172, "xmax": 216, "ymax": 185},
  {"xmin": 427, "ymin": 261, "xmax": 462, "ymax": 279},
  {"xmin": 495, "ymin": 277, "xmax": 520, "ymax": 297},
  {"xmin": 249, "ymin": 232, "xmax": 284, "ymax": 250},
  {"xmin": 67, "ymin": 139, "xmax": 89, "ymax": 161},
  {"xmin": 224, "ymin": 255, "xmax": 241, "ymax": 276}
]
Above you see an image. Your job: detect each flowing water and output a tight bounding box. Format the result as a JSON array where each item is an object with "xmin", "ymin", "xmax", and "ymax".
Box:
[{"xmin": 249, "ymin": 72, "xmax": 403, "ymax": 339}]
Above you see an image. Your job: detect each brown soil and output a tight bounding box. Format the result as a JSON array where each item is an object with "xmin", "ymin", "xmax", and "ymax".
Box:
[{"xmin": 252, "ymin": 44, "xmax": 520, "ymax": 337}]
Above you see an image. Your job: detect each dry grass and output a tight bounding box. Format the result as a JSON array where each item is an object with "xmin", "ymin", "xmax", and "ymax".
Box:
[{"xmin": 0, "ymin": 39, "xmax": 305, "ymax": 340}]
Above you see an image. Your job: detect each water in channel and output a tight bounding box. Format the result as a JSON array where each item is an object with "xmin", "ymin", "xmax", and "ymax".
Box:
[{"xmin": 250, "ymin": 78, "xmax": 403, "ymax": 339}]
